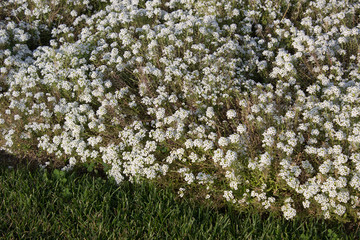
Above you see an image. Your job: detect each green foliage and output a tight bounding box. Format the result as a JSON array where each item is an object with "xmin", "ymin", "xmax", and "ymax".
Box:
[{"xmin": 1, "ymin": 163, "xmax": 360, "ymax": 239}]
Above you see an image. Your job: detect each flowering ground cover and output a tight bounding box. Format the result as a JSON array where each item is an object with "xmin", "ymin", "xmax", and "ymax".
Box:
[{"xmin": 1, "ymin": 0, "xmax": 360, "ymax": 223}]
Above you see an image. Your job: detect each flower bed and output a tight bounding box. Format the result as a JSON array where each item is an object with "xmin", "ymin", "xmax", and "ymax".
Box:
[{"xmin": 1, "ymin": 0, "xmax": 360, "ymax": 222}]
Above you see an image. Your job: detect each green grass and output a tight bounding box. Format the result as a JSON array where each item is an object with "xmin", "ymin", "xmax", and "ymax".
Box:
[{"xmin": 0, "ymin": 160, "xmax": 359, "ymax": 239}]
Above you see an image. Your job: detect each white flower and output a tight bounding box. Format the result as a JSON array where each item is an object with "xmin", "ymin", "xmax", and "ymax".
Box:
[
  {"xmin": 178, "ymin": 188, "xmax": 185, "ymax": 198},
  {"xmin": 223, "ymin": 190, "xmax": 234, "ymax": 201},
  {"xmin": 334, "ymin": 204, "xmax": 346, "ymax": 216},
  {"xmin": 237, "ymin": 124, "xmax": 247, "ymax": 134},
  {"xmin": 218, "ymin": 137, "xmax": 229, "ymax": 147},
  {"xmin": 281, "ymin": 203, "xmax": 296, "ymax": 220},
  {"xmin": 70, "ymin": 10, "xmax": 78, "ymax": 17},
  {"xmin": 258, "ymin": 152, "xmax": 272, "ymax": 170},
  {"xmin": 222, "ymin": 150, "xmax": 237, "ymax": 168},
  {"xmin": 184, "ymin": 173, "xmax": 195, "ymax": 184},
  {"xmin": 302, "ymin": 200, "xmax": 310, "ymax": 208},
  {"xmin": 226, "ymin": 109, "xmax": 237, "ymax": 119},
  {"xmin": 229, "ymin": 134, "xmax": 240, "ymax": 144},
  {"xmin": 206, "ymin": 107, "xmax": 215, "ymax": 118},
  {"xmin": 285, "ymin": 110, "xmax": 295, "ymax": 119}
]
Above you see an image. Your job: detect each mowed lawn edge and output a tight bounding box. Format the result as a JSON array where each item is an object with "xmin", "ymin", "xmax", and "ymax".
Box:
[{"xmin": 1, "ymin": 153, "xmax": 359, "ymax": 239}]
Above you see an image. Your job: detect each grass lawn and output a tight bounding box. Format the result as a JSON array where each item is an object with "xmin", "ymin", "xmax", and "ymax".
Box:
[{"xmin": 1, "ymin": 154, "xmax": 359, "ymax": 239}]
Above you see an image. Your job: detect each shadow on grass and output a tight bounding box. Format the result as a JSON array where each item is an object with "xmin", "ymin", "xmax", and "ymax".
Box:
[{"xmin": 0, "ymin": 153, "xmax": 359, "ymax": 239}]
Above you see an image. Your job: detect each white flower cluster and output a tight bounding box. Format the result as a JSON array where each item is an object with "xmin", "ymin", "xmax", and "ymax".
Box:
[
  {"xmin": 281, "ymin": 198, "xmax": 297, "ymax": 220},
  {"xmin": 1, "ymin": 0, "xmax": 360, "ymax": 222}
]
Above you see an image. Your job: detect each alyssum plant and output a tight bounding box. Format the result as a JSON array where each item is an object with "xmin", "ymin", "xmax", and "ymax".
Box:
[{"xmin": 1, "ymin": 0, "xmax": 360, "ymax": 222}]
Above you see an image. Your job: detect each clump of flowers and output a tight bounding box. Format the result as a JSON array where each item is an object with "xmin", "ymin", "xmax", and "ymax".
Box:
[{"xmin": 1, "ymin": 0, "xmax": 360, "ymax": 222}]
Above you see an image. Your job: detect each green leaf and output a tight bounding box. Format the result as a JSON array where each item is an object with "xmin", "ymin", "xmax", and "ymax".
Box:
[{"xmin": 53, "ymin": 169, "xmax": 60, "ymax": 178}]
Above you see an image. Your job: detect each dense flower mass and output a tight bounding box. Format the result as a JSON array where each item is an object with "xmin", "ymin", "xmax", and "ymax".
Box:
[{"xmin": 1, "ymin": 0, "xmax": 360, "ymax": 221}]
